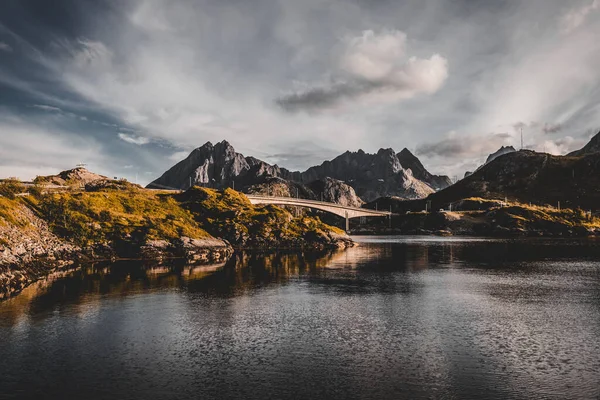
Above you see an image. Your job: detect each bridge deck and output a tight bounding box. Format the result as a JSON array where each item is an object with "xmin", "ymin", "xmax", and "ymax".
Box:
[{"xmin": 245, "ymin": 195, "xmax": 391, "ymax": 219}]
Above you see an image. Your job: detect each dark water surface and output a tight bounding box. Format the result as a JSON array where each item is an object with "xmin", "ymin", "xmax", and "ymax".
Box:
[{"xmin": 1, "ymin": 236, "xmax": 600, "ymax": 400}]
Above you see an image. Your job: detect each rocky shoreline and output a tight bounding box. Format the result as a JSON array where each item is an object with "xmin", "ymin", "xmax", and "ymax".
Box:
[{"xmin": 0, "ymin": 204, "xmax": 352, "ymax": 300}]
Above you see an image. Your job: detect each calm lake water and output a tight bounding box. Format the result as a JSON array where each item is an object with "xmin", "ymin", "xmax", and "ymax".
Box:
[{"xmin": 1, "ymin": 236, "xmax": 600, "ymax": 400}]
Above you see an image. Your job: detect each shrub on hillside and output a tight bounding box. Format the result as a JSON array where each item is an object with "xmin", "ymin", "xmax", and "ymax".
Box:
[{"xmin": 0, "ymin": 178, "xmax": 25, "ymax": 200}]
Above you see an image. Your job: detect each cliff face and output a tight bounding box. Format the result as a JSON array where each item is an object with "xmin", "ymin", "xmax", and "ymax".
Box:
[
  {"xmin": 306, "ymin": 177, "xmax": 364, "ymax": 208},
  {"xmin": 148, "ymin": 141, "xmax": 257, "ymax": 190},
  {"xmin": 148, "ymin": 141, "xmax": 447, "ymax": 202},
  {"xmin": 397, "ymin": 148, "xmax": 452, "ymax": 190}
]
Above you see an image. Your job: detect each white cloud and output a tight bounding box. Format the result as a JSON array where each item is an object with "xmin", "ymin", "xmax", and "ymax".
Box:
[
  {"xmin": 536, "ymin": 136, "xmax": 583, "ymax": 154},
  {"xmin": 32, "ymin": 104, "xmax": 63, "ymax": 112},
  {"xmin": 118, "ymin": 132, "xmax": 151, "ymax": 145},
  {"xmin": 560, "ymin": 0, "xmax": 600, "ymax": 33},
  {"xmin": 5, "ymin": 0, "xmax": 600, "ymax": 181},
  {"xmin": 276, "ymin": 30, "xmax": 448, "ymax": 112},
  {"xmin": 0, "ymin": 112, "xmax": 104, "ymax": 180}
]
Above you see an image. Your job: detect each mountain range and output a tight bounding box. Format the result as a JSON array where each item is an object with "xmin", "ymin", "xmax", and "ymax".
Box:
[
  {"xmin": 375, "ymin": 131, "xmax": 600, "ymax": 212},
  {"xmin": 148, "ymin": 141, "xmax": 452, "ymax": 202},
  {"xmin": 148, "ymin": 131, "xmax": 600, "ymax": 210}
]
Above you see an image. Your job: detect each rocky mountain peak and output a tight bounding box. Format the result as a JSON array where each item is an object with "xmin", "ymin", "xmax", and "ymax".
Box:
[
  {"xmin": 485, "ymin": 145, "xmax": 516, "ymax": 164},
  {"xmin": 397, "ymin": 147, "xmax": 452, "ymax": 191}
]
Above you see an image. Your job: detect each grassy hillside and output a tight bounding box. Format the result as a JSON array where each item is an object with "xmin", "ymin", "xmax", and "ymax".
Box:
[
  {"xmin": 177, "ymin": 187, "xmax": 348, "ymax": 248},
  {"xmin": 24, "ymin": 188, "xmax": 211, "ymax": 247},
  {"xmin": 363, "ymin": 197, "xmax": 600, "ymax": 236},
  {"xmin": 1, "ymin": 181, "xmax": 349, "ymax": 250}
]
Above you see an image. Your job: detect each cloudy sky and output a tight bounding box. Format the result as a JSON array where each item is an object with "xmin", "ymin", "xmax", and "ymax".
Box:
[{"xmin": 1, "ymin": 0, "xmax": 599, "ymax": 184}]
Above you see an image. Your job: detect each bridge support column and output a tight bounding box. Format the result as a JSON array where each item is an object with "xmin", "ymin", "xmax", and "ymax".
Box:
[{"xmin": 345, "ymin": 211, "xmax": 349, "ymax": 233}]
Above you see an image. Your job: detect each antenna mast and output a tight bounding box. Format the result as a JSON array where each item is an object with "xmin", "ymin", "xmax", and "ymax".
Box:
[{"xmin": 520, "ymin": 127, "xmax": 523, "ymax": 150}]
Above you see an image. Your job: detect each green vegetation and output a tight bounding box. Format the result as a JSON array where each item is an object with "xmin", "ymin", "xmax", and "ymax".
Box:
[
  {"xmin": 0, "ymin": 178, "xmax": 25, "ymax": 200},
  {"xmin": 178, "ymin": 187, "xmax": 345, "ymax": 247},
  {"xmin": 451, "ymin": 197, "xmax": 505, "ymax": 211},
  {"xmin": 0, "ymin": 196, "xmax": 22, "ymax": 227},
  {"xmin": 26, "ymin": 187, "xmax": 210, "ymax": 246},
  {"xmin": 487, "ymin": 202, "xmax": 600, "ymax": 232}
]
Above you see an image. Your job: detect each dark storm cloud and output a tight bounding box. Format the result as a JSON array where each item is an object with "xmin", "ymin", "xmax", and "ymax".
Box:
[{"xmin": 276, "ymin": 81, "xmax": 370, "ymax": 112}]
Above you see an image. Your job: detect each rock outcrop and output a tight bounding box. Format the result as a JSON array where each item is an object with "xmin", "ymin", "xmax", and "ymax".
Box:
[
  {"xmin": 35, "ymin": 167, "xmax": 108, "ymax": 186},
  {"xmin": 0, "ymin": 203, "xmax": 80, "ymax": 299},
  {"xmin": 246, "ymin": 176, "xmax": 363, "ymax": 208},
  {"xmin": 306, "ymin": 177, "xmax": 364, "ymax": 208}
]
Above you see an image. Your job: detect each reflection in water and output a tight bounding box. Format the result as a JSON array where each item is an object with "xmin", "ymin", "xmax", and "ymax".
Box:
[{"xmin": 1, "ymin": 237, "xmax": 599, "ymax": 400}]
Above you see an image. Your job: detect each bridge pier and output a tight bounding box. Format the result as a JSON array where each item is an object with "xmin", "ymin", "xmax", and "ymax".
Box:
[{"xmin": 345, "ymin": 211, "xmax": 349, "ymax": 233}]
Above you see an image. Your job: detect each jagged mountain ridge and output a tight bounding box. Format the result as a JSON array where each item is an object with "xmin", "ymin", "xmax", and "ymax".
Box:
[
  {"xmin": 148, "ymin": 140, "xmax": 451, "ymax": 202},
  {"xmin": 485, "ymin": 145, "xmax": 516, "ymax": 164}
]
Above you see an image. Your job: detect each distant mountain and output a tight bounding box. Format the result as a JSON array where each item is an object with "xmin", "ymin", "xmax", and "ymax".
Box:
[
  {"xmin": 485, "ymin": 145, "xmax": 516, "ymax": 164},
  {"xmin": 397, "ymin": 148, "xmax": 452, "ymax": 190},
  {"xmin": 458, "ymin": 145, "xmax": 516, "ymax": 181},
  {"xmin": 298, "ymin": 148, "xmax": 436, "ymax": 201},
  {"xmin": 568, "ymin": 131, "xmax": 600, "ymax": 156},
  {"xmin": 35, "ymin": 167, "xmax": 108, "ymax": 186},
  {"xmin": 148, "ymin": 140, "xmax": 449, "ymax": 202}
]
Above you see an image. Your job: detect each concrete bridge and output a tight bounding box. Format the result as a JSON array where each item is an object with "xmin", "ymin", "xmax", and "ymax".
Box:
[{"xmin": 246, "ymin": 195, "xmax": 392, "ymax": 231}]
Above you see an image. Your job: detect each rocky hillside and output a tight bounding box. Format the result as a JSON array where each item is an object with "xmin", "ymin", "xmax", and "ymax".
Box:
[
  {"xmin": 148, "ymin": 140, "xmax": 449, "ymax": 202},
  {"xmin": 0, "ymin": 197, "xmax": 80, "ymax": 299},
  {"xmin": 568, "ymin": 131, "xmax": 600, "ymax": 156}
]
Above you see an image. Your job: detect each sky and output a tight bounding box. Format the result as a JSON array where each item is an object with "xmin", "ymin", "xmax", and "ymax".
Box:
[{"xmin": 1, "ymin": 0, "xmax": 599, "ymax": 184}]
